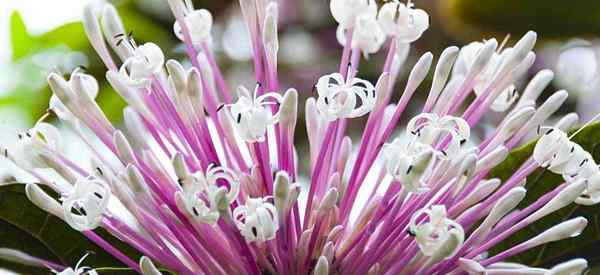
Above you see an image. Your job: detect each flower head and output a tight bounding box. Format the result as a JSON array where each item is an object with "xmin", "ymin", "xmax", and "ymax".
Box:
[{"xmin": 0, "ymin": 1, "xmax": 596, "ymax": 274}]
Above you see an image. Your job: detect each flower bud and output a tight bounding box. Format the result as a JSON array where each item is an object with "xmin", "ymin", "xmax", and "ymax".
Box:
[
  {"xmin": 114, "ymin": 130, "xmax": 137, "ymax": 165},
  {"xmin": 127, "ymin": 164, "xmax": 150, "ymax": 196},
  {"xmin": 274, "ymin": 171, "xmax": 290, "ymax": 213},
  {"xmin": 313, "ymin": 256, "xmax": 329, "ymax": 275},
  {"xmin": 0, "ymin": 249, "xmax": 47, "ymax": 268},
  {"xmin": 525, "ymin": 179, "xmax": 586, "ymax": 223},
  {"xmin": 262, "ymin": 2, "xmax": 279, "ymax": 67},
  {"xmin": 279, "ymin": 88, "xmax": 298, "ymax": 134},
  {"xmin": 166, "ymin": 59, "xmax": 188, "ymax": 95},
  {"xmin": 425, "ymin": 46, "xmax": 459, "ymax": 111},
  {"xmin": 317, "ymin": 188, "xmax": 339, "ymax": 218},
  {"xmin": 476, "ymin": 146, "xmax": 508, "ymax": 174},
  {"xmin": 524, "ymin": 217, "xmax": 587, "ymax": 249},
  {"xmin": 515, "ymin": 69, "xmax": 554, "ymax": 110},
  {"xmin": 140, "ymin": 256, "xmax": 162, "ymax": 275},
  {"xmin": 548, "ymin": 258, "xmax": 588, "ymax": 275},
  {"xmin": 406, "ymin": 52, "xmax": 433, "ymax": 96},
  {"xmin": 101, "ymin": 4, "xmax": 133, "ymax": 61}
]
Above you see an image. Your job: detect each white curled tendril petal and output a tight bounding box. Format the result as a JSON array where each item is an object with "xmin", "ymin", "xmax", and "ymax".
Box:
[
  {"xmin": 118, "ymin": 42, "xmax": 164, "ymax": 88},
  {"xmin": 315, "ymin": 73, "xmax": 376, "ymax": 121},
  {"xmin": 173, "ymin": 9, "xmax": 213, "ymax": 44},
  {"xmin": 62, "ymin": 178, "xmax": 111, "ymax": 231},
  {"xmin": 409, "ymin": 205, "xmax": 464, "ymax": 257},
  {"xmin": 229, "ymin": 86, "xmax": 283, "ymax": 142},
  {"xmin": 378, "ymin": 1, "xmax": 429, "ymax": 44},
  {"xmin": 181, "ymin": 164, "xmax": 240, "ymax": 225},
  {"xmin": 233, "ymin": 197, "xmax": 278, "ymax": 242}
]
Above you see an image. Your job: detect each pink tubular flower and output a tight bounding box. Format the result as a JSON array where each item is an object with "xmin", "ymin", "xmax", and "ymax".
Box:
[{"xmin": 1, "ymin": 0, "xmax": 598, "ymax": 274}]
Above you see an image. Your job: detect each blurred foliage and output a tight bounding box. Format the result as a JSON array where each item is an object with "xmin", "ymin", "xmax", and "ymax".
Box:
[
  {"xmin": 438, "ymin": 0, "xmax": 600, "ymax": 42},
  {"xmin": 5, "ymin": 1, "xmax": 177, "ymax": 123},
  {"xmin": 490, "ymin": 121, "xmax": 600, "ymax": 267}
]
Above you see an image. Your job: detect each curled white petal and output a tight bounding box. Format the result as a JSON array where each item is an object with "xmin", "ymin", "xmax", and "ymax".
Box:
[
  {"xmin": 378, "ymin": 1, "xmax": 429, "ymax": 43},
  {"xmin": 181, "ymin": 164, "xmax": 240, "ymax": 225},
  {"xmin": 229, "ymin": 85, "xmax": 283, "ymax": 142},
  {"xmin": 4, "ymin": 123, "xmax": 61, "ymax": 170},
  {"xmin": 409, "ymin": 205, "xmax": 464, "ymax": 257},
  {"xmin": 330, "ymin": 0, "xmax": 377, "ymax": 28},
  {"xmin": 315, "ymin": 73, "xmax": 376, "ymax": 121},
  {"xmin": 351, "ymin": 13, "xmax": 386, "ymax": 58},
  {"xmin": 233, "ymin": 197, "xmax": 278, "ymax": 242},
  {"xmin": 62, "ymin": 178, "xmax": 110, "ymax": 231},
  {"xmin": 119, "ymin": 43, "xmax": 164, "ymax": 88},
  {"xmin": 382, "ymin": 138, "xmax": 433, "ymax": 193},
  {"xmin": 407, "ymin": 113, "xmax": 470, "ymax": 157},
  {"xmin": 54, "ymin": 253, "xmax": 98, "ymax": 275}
]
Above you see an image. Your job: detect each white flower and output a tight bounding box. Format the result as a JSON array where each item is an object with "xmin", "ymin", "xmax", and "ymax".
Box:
[
  {"xmin": 119, "ymin": 43, "xmax": 164, "ymax": 88},
  {"xmin": 348, "ymin": 13, "xmax": 386, "ymax": 58},
  {"xmin": 233, "ymin": 197, "xmax": 278, "ymax": 242},
  {"xmin": 409, "ymin": 205, "xmax": 464, "ymax": 257},
  {"xmin": 382, "ymin": 138, "xmax": 434, "ymax": 193},
  {"xmin": 2, "ymin": 123, "xmax": 61, "ymax": 171},
  {"xmin": 533, "ymin": 127, "xmax": 572, "ymax": 172},
  {"xmin": 54, "ymin": 253, "xmax": 97, "ymax": 275},
  {"xmin": 229, "ymin": 85, "xmax": 283, "ymax": 142},
  {"xmin": 454, "ymin": 41, "xmax": 518, "ymax": 112},
  {"xmin": 180, "ymin": 165, "xmax": 240, "ymax": 225},
  {"xmin": 378, "ymin": 0, "xmax": 429, "ymax": 44},
  {"xmin": 315, "ymin": 73, "xmax": 376, "ymax": 121},
  {"xmin": 406, "ymin": 113, "xmax": 470, "ymax": 157},
  {"xmin": 49, "ymin": 71, "xmax": 99, "ymax": 122},
  {"xmin": 173, "ymin": 9, "xmax": 213, "ymax": 44},
  {"xmin": 62, "ymin": 177, "xmax": 110, "ymax": 231},
  {"xmin": 533, "ymin": 127, "xmax": 600, "ymax": 205},
  {"xmin": 330, "ymin": 0, "xmax": 377, "ymax": 28}
]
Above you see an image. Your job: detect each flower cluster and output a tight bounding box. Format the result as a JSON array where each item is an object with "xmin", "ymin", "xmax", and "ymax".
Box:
[{"xmin": 0, "ymin": 0, "xmax": 596, "ymax": 274}]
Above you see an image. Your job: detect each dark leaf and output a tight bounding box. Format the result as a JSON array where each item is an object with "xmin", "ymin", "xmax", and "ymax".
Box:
[
  {"xmin": 490, "ymin": 121, "xmax": 600, "ymax": 267},
  {"xmin": 438, "ymin": 0, "xmax": 600, "ymax": 41},
  {"xmin": 0, "ymin": 184, "xmax": 140, "ymax": 274}
]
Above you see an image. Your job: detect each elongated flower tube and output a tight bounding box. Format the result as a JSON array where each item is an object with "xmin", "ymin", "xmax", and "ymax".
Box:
[{"xmin": 1, "ymin": 1, "xmax": 598, "ymax": 275}]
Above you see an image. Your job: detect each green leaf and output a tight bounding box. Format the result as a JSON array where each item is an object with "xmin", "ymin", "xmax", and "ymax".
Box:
[
  {"xmin": 438, "ymin": 0, "xmax": 600, "ymax": 41},
  {"xmin": 0, "ymin": 184, "xmax": 140, "ymax": 274},
  {"xmin": 10, "ymin": 12, "xmax": 36, "ymax": 61},
  {"xmin": 490, "ymin": 121, "xmax": 600, "ymax": 267}
]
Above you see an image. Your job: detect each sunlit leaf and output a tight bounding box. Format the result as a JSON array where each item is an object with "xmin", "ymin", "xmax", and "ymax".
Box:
[{"xmin": 10, "ymin": 12, "xmax": 36, "ymax": 61}]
